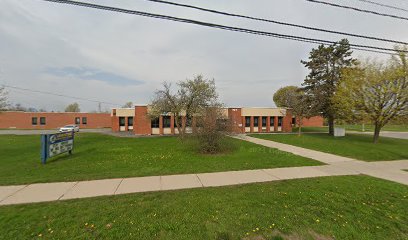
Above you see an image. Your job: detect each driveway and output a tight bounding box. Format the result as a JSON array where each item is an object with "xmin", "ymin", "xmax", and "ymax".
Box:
[
  {"xmin": 0, "ymin": 128, "xmax": 111, "ymax": 135},
  {"xmin": 350, "ymin": 131, "xmax": 408, "ymax": 140}
]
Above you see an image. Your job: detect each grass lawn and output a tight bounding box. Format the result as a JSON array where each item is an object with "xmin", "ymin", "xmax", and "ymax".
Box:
[
  {"xmin": 249, "ymin": 133, "xmax": 408, "ymax": 161},
  {"xmin": 293, "ymin": 124, "xmax": 408, "ymax": 133},
  {"xmin": 0, "ymin": 133, "xmax": 320, "ymax": 186},
  {"xmin": 292, "ymin": 127, "xmax": 329, "ymax": 133},
  {"xmin": 1, "ymin": 176, "xmax": 407, "ymax": 239}
]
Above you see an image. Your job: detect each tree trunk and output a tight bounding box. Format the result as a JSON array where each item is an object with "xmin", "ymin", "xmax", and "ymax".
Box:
[
  {"xmin": 298, "ymin": 117, "xmax": 302, "ymax": 136},
  {"xmin": 373, "ymin": 123, "xmax": 381, "ymax": 144},
  {"xmin": 328, "ymin": 115, "xmax": 335, "ymax": 136}
]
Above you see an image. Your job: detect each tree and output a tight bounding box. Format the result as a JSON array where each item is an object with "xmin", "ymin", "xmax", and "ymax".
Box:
[
  {"xmin": 335, "ymin": 48, "xmax": 408, "ymax": 143},
  {"xmin": 12, "ymin": 103, "xmax": 26, "ymax": 112},
  {"xmin": 122, "ymin": 102, "xmax": 133, "ymax": 108},
  {"xmin": 0, "ymin": 86, "xmax": 8, "ymax": 111},
  {"xmin": 273, "ymin": 86, "xmax": 299, "ymax": 108},
  {"xmin": 194, "ymin": 107, "xmax": 232, "ymax": 154},
  {"xmin": 301, "ymin": 39, "xmax": 357, "ymax": 136},
  {"xmin": 65, "ymin": 102, "xmax": 80, "ymax": 112},
  {"xmin": 150, "ymin": 75, "xmax": 220, "ymax": 140},
  {"xmin": 273, "ymin": 86, "xmax": 315, "ymax": 135}
]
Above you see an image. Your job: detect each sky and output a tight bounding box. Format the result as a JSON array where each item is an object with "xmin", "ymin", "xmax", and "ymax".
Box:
[{"xmin": 1, "ymin": 0, "xmax": 407, "ymax": 112}]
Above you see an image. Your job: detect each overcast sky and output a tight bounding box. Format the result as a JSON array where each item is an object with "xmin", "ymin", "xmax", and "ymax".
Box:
[{"xmin": 1, "ymin": 0, "xmax": 407, "ymax": 111}]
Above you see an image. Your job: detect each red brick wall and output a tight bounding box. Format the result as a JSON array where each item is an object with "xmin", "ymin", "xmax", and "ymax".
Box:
[
  {"xmin": 301, "ymin": 116, "xmax": 324, "ymax": 127},
  {"xmin": 0, "ymin": 111, "xmax": 111, "ymax": 129},
  {"xmin": 134, "ymin": 106, "xmax": 151, "ymax": 135},
  {"xmin": 111, "ymin": 109, "xmax": 119, "ymax": 132},
  {"xmin": 282, "ymin": 110, "xmax": 293, "ymax": 132},
  {"xmin": 228, "ymin": 108, "xmax": 243, "ymax": 133}
]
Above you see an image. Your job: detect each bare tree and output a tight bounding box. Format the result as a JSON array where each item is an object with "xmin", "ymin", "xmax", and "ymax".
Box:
[
  {"xmin": 194, "ymin": 107, "xmax": 232, "ymax": 154},
  {"xmin": 64, "ymin": 102, "xmax": 80, "ymax": 112},
  {"xmin": 122, "ymin": 102, "xmax": 133, "ymax": 108},
  {"xmin": 150, "ymin": 75, "xmax": 220, "ymax": 140},
  {"xmin": 0, "ymin": 86, "xmax": 8, "ymax": 111}
]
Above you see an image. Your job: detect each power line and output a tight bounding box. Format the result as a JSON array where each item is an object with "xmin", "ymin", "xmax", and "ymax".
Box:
[
  {"xmin": 2, "ymin": 84, "xmax": 121, "ymax": 106},
  {"xmin": 38, "ymin": 0, "xmax": 406, "ymax": 55},
  {"xmin": 305, "ymin": 0, "xmax": 408, "ymax": 21},
  {"xmin": 355, "ymin": 0, "xmax": 408, "ymax": 13},
  {"xmin": 144, "ymin": 0, "xmax": 408, "ymax": 45}
]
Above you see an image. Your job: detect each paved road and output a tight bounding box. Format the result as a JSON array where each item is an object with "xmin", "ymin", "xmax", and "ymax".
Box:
[
  {"xmin": 0, "ymin": 128, "xmax": 111, "ymax": 135},
  {"xmin": 1, "ymin": 134, "xmax": 407, "ymax": 206},
  {"xmin": 349, "ymin": 131, "xmax": 408, "ymax": 140}
]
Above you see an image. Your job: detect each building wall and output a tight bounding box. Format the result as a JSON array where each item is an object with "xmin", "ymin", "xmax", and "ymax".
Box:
[
  {"xmin": 0, "ymin": 111, "xmax": 111, "ymax": 129},
  {"xmin": 134, "ymin": 106, "xmax": 151, "ymax": 134},
  {"xmin": 241, "ymin": 108, "xmax": 286, "ymax": 117},
  {"xmin": 301, "ymin": 116, "xmax": 324, "ymax": 127},
  {"xmin": 110, "ymin": 106, "xmax": 304, "ymax": 135},
  {"xmin": 228, "ymin": 108, "xmax": 243, "ymax": 133}
]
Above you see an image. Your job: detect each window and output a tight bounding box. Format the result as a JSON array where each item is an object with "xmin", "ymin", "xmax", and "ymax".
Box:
[
  {"xmin": 278, "ymin": 117, "xmax": 283, "ymax": 126},
  {"xmin": 186, "ymin": 117, "xmax": 192, "ymax": 127},
  {"xmin": 163, "ymin": 116, "xmax": 171, "ymax": 128},
  {"xmin": 75, "ymin": 117, "xmax": 80, "ymax": 125},
  {"xmin": 119, "ymin": 117, "xmax": 125, "ymax": 127},
  {"xmin": 292, "ymin": 117, "xmax": 296, "ymax": 125},
  {"xmin": 262, "ymin": 117, "xmax": 267, "ymax": 127},
  {"xmin": 270, "ymin": 117, "xmax": 275, "ymax": 126},
  {"xmin": 32, "ymin": 117, "xmax": 38, "ymax": 125},
  {"xmin": 174, "ymin": 116, "xmax": 182, "ymax": 128},
  {"xmin": 40, "ymin": 117, "xmax": 46, "ymax": 125},
  {"xmin": 82, "ymin": 117, "xmax": 87, "ymax": 125},
  {"xmin": 151, "ymin": 118, "xmax": 159, "ymax": 128},
  {"xmin": 128, "ymin": 117, "xmax": 133, "ymax": 126},
  {"xmin": 253, "ymin": 117, "xmax": 259, "ymax": 126},
  {"xmin": 245, "ymin": 117, "xmax": 251, "ymax": 127}
]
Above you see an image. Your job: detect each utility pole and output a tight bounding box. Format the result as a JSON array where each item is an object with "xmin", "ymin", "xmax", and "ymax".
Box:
[{"xmin": 98, "ymin": 102, "xmax": 102, "ymax": 113}]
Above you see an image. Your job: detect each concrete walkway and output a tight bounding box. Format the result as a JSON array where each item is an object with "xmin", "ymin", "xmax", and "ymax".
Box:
[
  {"xmin": 1, "ymin": 135, "xmax": 407, "ymax": 206},
  {"xmin": 350, "ymin": 131, "xmax": 408, "ymax": 140}
]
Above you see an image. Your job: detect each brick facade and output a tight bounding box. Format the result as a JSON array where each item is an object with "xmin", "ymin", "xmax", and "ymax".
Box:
[
  {"xmin": 134, "ymin": 106, "xmax": 151, "ymax": 135},
  {"xmin": 110, "ymin": 106, "xmax": 323, "ymax": 135},
  {"xmin": 0, "ymin": 111, "xmax": 111, "ymax": 129},
  {"xmin": 300, "ymin": 116, "xmax": 324, "ymax": 127}
]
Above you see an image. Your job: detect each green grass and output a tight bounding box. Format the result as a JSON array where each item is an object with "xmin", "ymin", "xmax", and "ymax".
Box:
[
  {"xmin": 0, "ymin": 133, "xmax": 320, "ymax": 185},
  {"xmin": 292, "ymin": 127, "xmax": 329, "ymax": 133},
  {"xmin": 292, "ymin": 124, "xmax": 407, "ymax": 133},
  {"xmin": 1, "ymin": 176, "xmax": 407, "ymax": 239},
  {"xmin": 249, "ymin": 133, "xmax": 408, "ymax": 161}
]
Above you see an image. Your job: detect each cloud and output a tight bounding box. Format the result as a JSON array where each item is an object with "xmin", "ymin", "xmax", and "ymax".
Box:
[{"xmin": 45, "ymin": 67, "xmax": 144, "ymax": 86}]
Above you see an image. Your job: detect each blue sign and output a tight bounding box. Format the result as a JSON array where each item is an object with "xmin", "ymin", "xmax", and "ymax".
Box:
[{"xmin": 41, "ymin": 132, "xmax": 75, "ymax": 164}]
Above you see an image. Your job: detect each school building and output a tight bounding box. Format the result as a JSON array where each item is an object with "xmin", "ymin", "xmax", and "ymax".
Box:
[
  {"xmin": 0, "ymin": 111, "xmax": 111, "ymax": 129},
  {"xmin": 111, "ymin": 106, "xmax": 324, "ymax": 135}
]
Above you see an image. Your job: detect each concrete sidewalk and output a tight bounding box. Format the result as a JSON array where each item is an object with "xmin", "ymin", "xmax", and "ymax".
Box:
[
  {"xmin": 1, "ymin": 135, "xmax": 407, "ymax": 206},
  {"xmin": 0, "ymin": 165, "xmax": 360, "ymax": 206}
]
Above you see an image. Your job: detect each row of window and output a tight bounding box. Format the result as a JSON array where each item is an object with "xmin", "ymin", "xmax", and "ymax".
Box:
[
  {"xmin": 244, "ymin": 116, "xmax": 283, "ymax": 127},
  {"xmin": 151, "ymin": 116, "xmax": 193, "ymax": 128},
  {"xmin": 31, "ymin": 117, "xmax": 88, "ymax": 125},
  {"xmin": 119, "ymin": 117, "xmax": 134, "ymax": 127},
  {"xmin": 32, "ymin": 117, "xmax": 46, "ymax": 125}
]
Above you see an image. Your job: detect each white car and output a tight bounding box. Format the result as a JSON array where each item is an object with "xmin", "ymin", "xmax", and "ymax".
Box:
[{"xmin": 59, "ymin": 125, "xmax": 80, "ymax": 133}]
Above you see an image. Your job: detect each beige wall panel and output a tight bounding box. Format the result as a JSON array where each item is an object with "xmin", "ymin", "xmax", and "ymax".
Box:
[
  {"xmin": 241, "ymin": 108, "xmax": 286, "ymax": 117},
  {"xmin": 115, "ymin": 108, "xmax": 135, "ymax": 117}
]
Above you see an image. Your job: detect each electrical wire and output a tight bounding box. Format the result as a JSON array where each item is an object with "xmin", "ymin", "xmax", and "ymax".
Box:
[
  {"xmin": 355, "ymin": 0, "xmax": 408, "ymax": 13},
  {"xmin": 38, "ymin": 0, "xmax": 406, "ymax": 55},
  {"xmin": 2, "ymin": 84, "xmax": 121, "ymax": 106},
  {"xmin": 144, "ymin": 0, "xmax": 408, "ymax": 45},
  {"xmin": 305, "ymin": 0, "xmax": 408, "ymax": 21}
]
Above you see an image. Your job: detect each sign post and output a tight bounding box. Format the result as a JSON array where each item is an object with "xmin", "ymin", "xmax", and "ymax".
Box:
[{"xmin": 41, "ymin": 131, "xmax": 75, "ymax": 164}]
